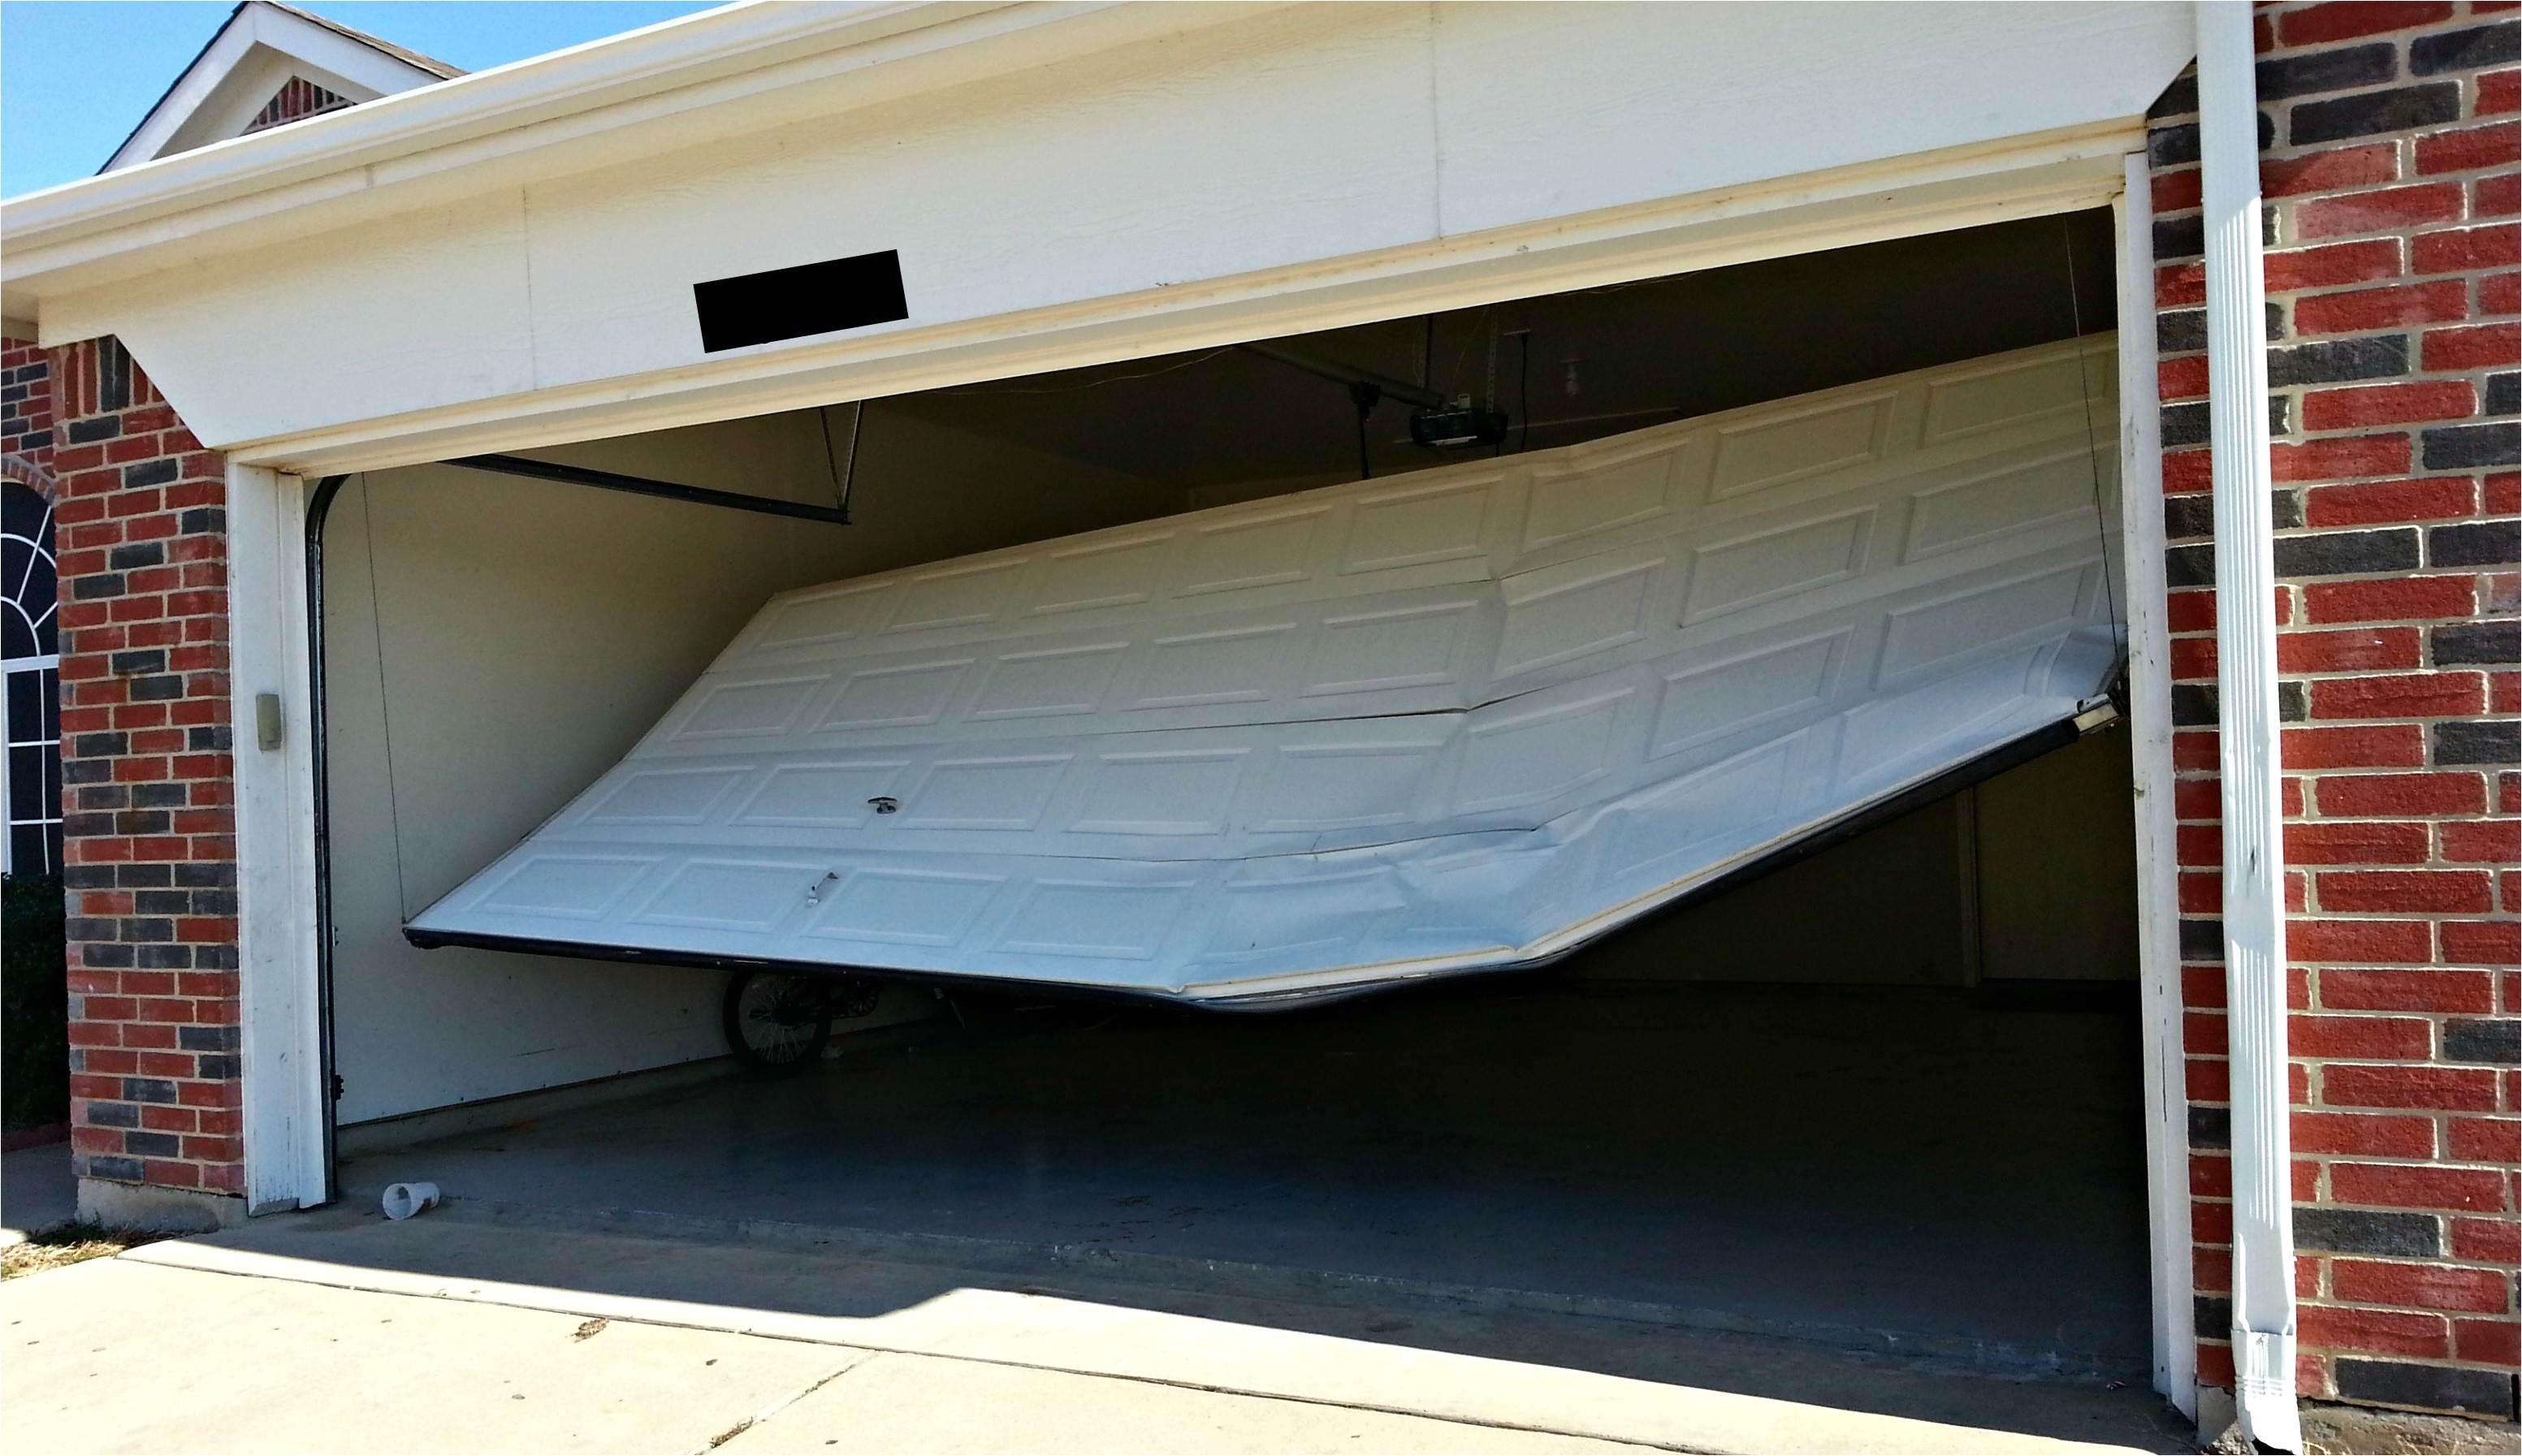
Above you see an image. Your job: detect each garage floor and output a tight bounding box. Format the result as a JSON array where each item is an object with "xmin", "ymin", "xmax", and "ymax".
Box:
[{"xmin": 345, "ymin": 979, "xmax": 2153, "ymax": 1380}]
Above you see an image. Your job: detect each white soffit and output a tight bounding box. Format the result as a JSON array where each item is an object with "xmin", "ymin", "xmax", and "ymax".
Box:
[
  {"xmin": 407, "ymin": 337, "xmax": 2127, "ymax": 1005},
  {"xmin": 103, "ymin": 2, "xmax": 459, "ymax": 174},
  {"xmin": 7, "ymin": 3, "xmax": 2192, "ymax": 473}
]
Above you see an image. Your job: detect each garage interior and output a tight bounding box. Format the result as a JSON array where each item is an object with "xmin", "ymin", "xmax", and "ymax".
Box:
[{"xmin": 320, "ymin": 211, "xmax": 2153, "ymax": 1384}]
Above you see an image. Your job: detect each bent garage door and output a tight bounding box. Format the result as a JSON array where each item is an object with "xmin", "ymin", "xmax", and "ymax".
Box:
[{"xmin": 408, "ymin": 336, "xmax": 2123, "ymax": 1005}]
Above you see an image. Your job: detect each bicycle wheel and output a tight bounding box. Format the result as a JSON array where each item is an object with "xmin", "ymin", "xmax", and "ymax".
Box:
[{"xmin": 721, "ymin": 970, "xmax": 834, "ymax": 1074}]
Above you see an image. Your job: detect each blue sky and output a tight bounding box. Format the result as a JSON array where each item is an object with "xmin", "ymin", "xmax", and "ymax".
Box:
[{"xmin": 2, "ymin": 2, "xmax": 722, "ymax": 197}]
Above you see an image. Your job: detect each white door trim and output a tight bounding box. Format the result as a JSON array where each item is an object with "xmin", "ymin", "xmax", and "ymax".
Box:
[
  {"xmin": 230, "ymin": 463, "xmax": 327, "ymax": 1212},
  {"xmin": 2118, "ymin": 150, "xmax": 2197, "ymax": 1419}
]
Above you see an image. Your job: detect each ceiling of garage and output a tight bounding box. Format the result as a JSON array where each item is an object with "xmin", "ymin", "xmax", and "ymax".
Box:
[{"xmin": 882, "ymin": 210, "xmax": 2118, "ymax": 495}]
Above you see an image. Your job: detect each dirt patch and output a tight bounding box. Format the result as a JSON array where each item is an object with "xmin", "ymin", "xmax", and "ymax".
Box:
[{"xmin": 0, "ymin": 1221, "xmax": 175, "ymax": 1280}]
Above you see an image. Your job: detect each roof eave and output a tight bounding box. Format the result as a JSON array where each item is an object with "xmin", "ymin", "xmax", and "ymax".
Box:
[{"xmin": 4, "ymin": 0, "xmax": 1138, "ymax": 290}]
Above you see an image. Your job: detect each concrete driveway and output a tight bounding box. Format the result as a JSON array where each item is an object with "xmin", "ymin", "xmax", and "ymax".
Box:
[{"xmin": 0, "ymin": 1203, "xmax": 2191, "ymax": 1455}]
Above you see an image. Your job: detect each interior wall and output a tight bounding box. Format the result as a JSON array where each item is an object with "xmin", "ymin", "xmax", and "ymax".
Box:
[
  {"xmin": 325, "ymin": 407, "xmax": 1179, "ymax": 1122},
  {"xmin": 1571, "ymin": 729, "xmax": 2137, "ymax": 986},
  {"xmin": 1975, "ymin": 729, "xmax": 2142, "ymax": 981}
]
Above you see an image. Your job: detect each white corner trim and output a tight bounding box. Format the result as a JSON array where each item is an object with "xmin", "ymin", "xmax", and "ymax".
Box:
[
  {"xmin": 2118, "ymin": 149, "xmax": 2197, "ymax": 1421},
  {"xmin": 229, "ymin": 463, "xmax": 327, "ymax": 1213},
  {"xmin": 2197, "ymin": 4, "xmax": 2301, "ymax": 1450}
]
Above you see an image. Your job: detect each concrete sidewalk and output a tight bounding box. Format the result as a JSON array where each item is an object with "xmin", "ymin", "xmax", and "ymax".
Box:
[{"xmin": 0, "ymin": 1207, "xmax": 2191, "ymax": 1455}]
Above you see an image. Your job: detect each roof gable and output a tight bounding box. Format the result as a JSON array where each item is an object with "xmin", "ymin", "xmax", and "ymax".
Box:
[{"xmin": 104, "ymin": 2, "xmax": 459, "ymax": 173}]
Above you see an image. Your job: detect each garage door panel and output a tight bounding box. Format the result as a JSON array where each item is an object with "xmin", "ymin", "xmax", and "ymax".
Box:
[{"xmin": 410, "ymin": 337, "xmax": 2122, "ymax": 1002}]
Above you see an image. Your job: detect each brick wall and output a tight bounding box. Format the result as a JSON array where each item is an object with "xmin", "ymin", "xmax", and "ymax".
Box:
[
  {"xmin": 2148, "ymin": 0, "xmax": 2520, "ymax": 1423},
  {"xmin": 50, "ymin": 339, "xmax": 244, "ymax": 1203},
  {"xmin": 2, "ymin": 338, "xmax": 55, "ymax": 481}
]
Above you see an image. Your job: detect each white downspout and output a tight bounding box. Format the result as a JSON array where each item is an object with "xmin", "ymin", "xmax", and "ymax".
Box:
[{"xmin": 2196, "ymin": 4, "xmax": 2301, "ymax": 1451}]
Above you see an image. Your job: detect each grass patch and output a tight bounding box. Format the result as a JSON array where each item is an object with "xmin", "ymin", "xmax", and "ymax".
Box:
[{"xmin": 0, "ymin": 1221, "xmax": 173, "ymax": 1280}]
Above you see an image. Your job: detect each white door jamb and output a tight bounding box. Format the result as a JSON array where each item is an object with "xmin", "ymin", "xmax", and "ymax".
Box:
[
  {"xmin": 2117, "ymin": 152, "xmax": 2198, "ymax": 1421},
  {"xmin": 230, "ymin": 462, "xmax": 327, "ymax": 1212}
]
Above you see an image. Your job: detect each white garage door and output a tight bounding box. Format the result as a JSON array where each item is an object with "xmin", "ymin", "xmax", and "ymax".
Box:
[{"xmin": 408, "ymin": 336, "xmax": 2122, "ymax": 1005}]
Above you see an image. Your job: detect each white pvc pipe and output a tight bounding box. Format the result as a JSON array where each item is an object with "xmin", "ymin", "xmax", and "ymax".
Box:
[
  {"xmin": 2117, "ymin": 153, "xmax": 2197, "ymax": 1421},
  {"xmin": 2196, "ymin": 4, "xmax": 2301, "ymax": 1450}
]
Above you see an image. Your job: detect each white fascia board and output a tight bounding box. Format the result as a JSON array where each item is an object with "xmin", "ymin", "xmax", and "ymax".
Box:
[{"xmin": 104, "ymin": 3, "xmax": 453, "ymax": 174}]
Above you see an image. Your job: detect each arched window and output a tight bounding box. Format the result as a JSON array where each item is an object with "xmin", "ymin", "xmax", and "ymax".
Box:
[{"xmin": 3, "ymin": 480, "xmax": 60, "ymax": 875}]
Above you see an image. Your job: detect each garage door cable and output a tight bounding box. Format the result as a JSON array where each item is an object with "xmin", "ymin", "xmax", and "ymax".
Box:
[
  {"xmin": 360, "ymin": 474, "xmax": 415, "ymax": 924},
  {"xmin": 2061, "ymin": 216, "xmax": 2124, "ymax": 650}
]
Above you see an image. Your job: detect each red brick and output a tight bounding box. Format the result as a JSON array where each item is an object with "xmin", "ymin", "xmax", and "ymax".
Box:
[
  {"xmin": 2290, "ymin": 819, "xmax": 2433, "ymax": 863},
  {"xmin": 2448, "ymin": 1116, "xmax": 2520, "ymax": 1164},
  {"xmin": 137, "ymin": 1104, "xmax": 197, "ymax": 1134},
  {"xmin": 2155, "ymin": 168, "xmax": 2204, "ymax": 213},
  {"xmin": 2164, "ymin": 447, "xmax": 2215, "ymax": 495},
  {"xmin": 141, "ymin": 1159, "xmax": 200, "ymax": 1190},
  {"xmin": 2292, "ymin": 918, "xmax": 2438, "ymax": 963},
  {"xmin": 2455, "ymin": 1319, "xmax": 2520, "ymax": 1367},
  {"xmin": 2484, "ymin": 67, "xmax": 2520, "ymax": 115},
  {"xmin": 2304, "ymin": 575, "xmax": 2476, "ymax": 623},
  {"xmin": 2274, "ymin": 1, "xmax": 2454, "ymax": 45},
  {"xmin": 2160, "ymin": 354, "xmax": 2210, "ymax": 400},
  {"xmin": 2303, "ymin": 475, "xmax": 2479, "ymax": 525},
  {"xmin": 2295, "ymin": 1109, "xmax": 2438, "ymax": 1157},
  {"xmin": 174, "ymin": 1078, "xmax": 240, "ymax": 1109},
  {"xmin": 2299, "ymin": 184, "xmax": 2466, "ymax": 241},
  {"xmin": 2281, "ymin": 626, "xmax": 2426, "ymax": 672},
  {"xmin": 2299, "ymin": 1304, "xmax": 2450, "ymax": 1359},
  {"xmin": 2283, "ymin": 724, "xmax": 2428, "ymax": 769},
  {"xmin": 2263, "ymin": 143, "xmax": 2399, "ymax": 199},
  {"xmin": 2417, "ymin": 123, "xmax": 2522, "ymax": 177},
  {"xmin": 2290, "ymin": 1013, "xmax": 2438, "ymax": 1058},
  {"xmin": 2426, "ymin": 322, "xmax": 2522, "ymax": 370},
  {"xmin": 2325, "ymin": 1062, "xmax": 2503, "ymax": 1112},
  {"xmin": 2160, "ymin": 261, "xmax": 2208, "ymax": 309},
  {"xmin": 2316, "ymin": 771, "xmax": 2488, "ymax": 817},
  {"xmin": 2415, "ymin": 225, "xmax": 2522, "ymax": 274},
  {"xmin": 2441, "ymin": 819, "xmax": 2522, "ymax": 863},
  {"xmin": 2442, "ymin": 918, "xmax": 2521, "ymax": 965},
  {"xmin": 2330, "ymin": 1259, "xmax": 2511, "ymax": 1314},
  {"xmin": 2266, "ymin": 240, "xmax": 2403, "ymax": 292},
  {"xmin": 2329, "ymin": 1161, "xmax": 2511, "ymax": 1212},
  {"xmin": 2452, "ymin": 1215, "xmax": 2520, "ymax": 1264},
  {"xmin": 2317, "ymin": 869, "xmax": 2497, "ymax": 914},
  {"xmin": 2271, "ymin": 433, "xmax": 2413, "ymax": 482},
  {"xmin": 2303, "ymin": 382, "xmax": 2479, "ymax": 431},
  {"xmin": 2481, "ymin": 170, "xmax": 2521, "ymax": 218},
  {"xmin": 2321, "ymin": 968, "xmax": 2495, "ymax": 1014}
]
